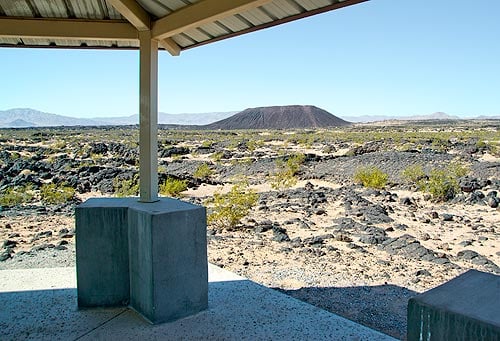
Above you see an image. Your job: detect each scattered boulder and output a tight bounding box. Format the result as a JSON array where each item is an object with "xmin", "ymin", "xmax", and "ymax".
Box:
[
  {"xmin": 159, "ymin": 146, "xmax": 190, "ymax": 158},
  {"xmin": 441, "ymin": 213, "xmax": 454, "ymax": 222},
  {"xmin": 335, "ymin": 234, "xmax": 353, "ymax": 242},
  {"xmin": 415, "ymin": 269, "xmax": 431, "ymax": 277},
  {"xmin": 0, "ymin": 250, "xmax": 12, "ymax": 261},
  {"xmin": 271, "ymin": 226, "xmax": 290, "ymax": 243},
  {"xmin": 379, "ymin": 234, "xmax": 449, "ymax": 264},
  {"xmin": 456, "ymin": 250, "xmax": 500, "ymax": 273}
]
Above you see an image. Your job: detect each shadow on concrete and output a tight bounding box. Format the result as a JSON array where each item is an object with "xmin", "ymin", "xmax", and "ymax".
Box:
[
  {"xmin": 276, "ymin": 284, "xmax": 418, "ymax": 340},
  {"xmin": 0, "ymin": 279, "xmax": 396, "ymax": 340},
  {"xmin": 0, "ymin": 288, "xmax": 126, "ymax": 340}
]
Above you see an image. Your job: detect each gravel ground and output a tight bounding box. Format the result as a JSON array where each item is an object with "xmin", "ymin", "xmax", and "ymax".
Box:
[{"xmin": 0, "ymin": 244, "xmax": 75, "ymax": 270}]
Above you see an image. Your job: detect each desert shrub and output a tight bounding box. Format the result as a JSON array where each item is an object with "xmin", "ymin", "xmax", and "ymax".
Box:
[
  {"xmin": 239, "ymin": 158, "xmax": 253, "ymax": 165},
  {"xmin": 113, "ymin": 175, "xmax": 139, "ymax": 197},
  {"xmin": 424, "ymin": 168, "xmax": 459, "ymax": 202},
  {"xmin": 158, "ymin": 165, "xmax": 167, "ymax": 174},
  {"xmin": 159, "ymin": 177, "xmax": 188, "ymax": 197},
  {"xmin": 9, "ymin": 152, "xmax": 20, "ymax": 160},
  {"xmin": 90, "ymin": 152, "xmax": 104, "ymax": 161},
  {"xmin": 448, "ymin": 161, "xmax": 469, "ymax": 178},
  {"xmin": 201, "ymin": 140, "xmax": 213, "ymax": 148},
  {"xmin": 51, "ymin": 140, "xmax": 66, "ymax": 150},
  {"xmin": 354, "ymin": 166, "xmax": 388, "ymax": 189},
  {"xmin": 227, "ymin": 138, "xmax": 240, "ymax": 150},
  {"xmin": 246, "ymin": 139, "xmax": 261, "ymax": 152},
  {"xmin": 490, "ymin": 143, "xmax": 500, "ymax": 156},
  {"xmin": 193, "ymin": 163, "xmax": 213, "ymax": 180},
  {"xmin": 401, "ymin": 161, "xmax": 469, "ymax": 202},
  {"xmin": 40, "ymin": 183, "xmax": 75, "ymax": 204},
  {"xmin": 270, "ymin": 169, "xmax": 297, "ymax": 190},
  {"xmin": 206, "ymin": 182, "xmax": 258, "ymax": 230},
  {"xmin": 401, "ymin": 164, "xmax": 426, "ymax": 188},
  {"xmin": 286, "ymin": 153, "xmax": 306, "ymax": 173},
  {"xmin": 211, "ymin": 151, "xmax": 224, "ymax": 162},
  {"xmin": 402, "ymin": 164, "xmax": 425, "ymax": 183},
  {"xmin": 476, "ymin": 140, "xmax": 487, "ymax": 149},
  {"xmin": 270, "ymin": 153, "xmax": 305, "ymax": 191},
  {"xmin": 0, "ymin": 185, "xmax": 34, "ymax": 206}
]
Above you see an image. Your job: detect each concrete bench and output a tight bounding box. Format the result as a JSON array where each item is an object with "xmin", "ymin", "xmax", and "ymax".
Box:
[
  {"xmin": 407, "ymin": 269, "xmax": 500, "ymax": 341},
  {"xmin": 76, "ymin": 197, "xmax": 208, "ymax": 324}
]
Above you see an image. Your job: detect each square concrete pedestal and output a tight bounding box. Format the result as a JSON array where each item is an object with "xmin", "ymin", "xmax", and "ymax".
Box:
[
  {"xmin": 76, "ymin": 198, "xmax": 208, "ymax": 324},
  {"xmin": 407, "ymin": 270, "xmax": 500, "ymax": 341}
]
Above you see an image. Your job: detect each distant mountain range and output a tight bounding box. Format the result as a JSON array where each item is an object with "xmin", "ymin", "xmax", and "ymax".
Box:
[
  {"xmin": 343, "ymin": 112, "xmax": 500, "ymax": 122},
  {"xmin": 0, "ymin": 108, "xmax": 237, "ymax": 128},
  {"xmin": 205, "ymin": 105, "xmax": 349, "ymax": 129},
  {"xmin": 0, "ymin": 108, "xmax": 498, "ymax": 128}
]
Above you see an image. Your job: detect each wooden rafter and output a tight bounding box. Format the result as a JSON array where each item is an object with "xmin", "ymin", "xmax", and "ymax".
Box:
[
  {"xmin": 158, "ymin": 38, "xmax": 181, "ymax": 56},
  {"xmin": 0, "ymin": 0, "xmax": 368, "ymax": 54},
  {"xmin": 107, "ymin": 0, "xmax": 150, "ymax": 31},
  {"xmin": 151, "ymin": 0, "xmax": 273, "ymax": 40},
  {"xmin": 184, "ymin": 0, "xmax": 369, "ymax": 51},
  {"xmin": 107, "ymin": 0, "xmax": 181, "ymax": 56}
]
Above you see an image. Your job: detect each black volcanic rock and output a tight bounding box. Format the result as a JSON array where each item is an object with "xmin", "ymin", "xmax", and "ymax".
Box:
[{"xmin": 204, "ymin": 105, "xmax": 350, "ymax": 130}]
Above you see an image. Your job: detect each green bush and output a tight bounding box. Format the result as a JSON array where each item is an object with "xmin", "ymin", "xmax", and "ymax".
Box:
[
  {"xmin": 9, "ymin": 152, "xmax": 21, "ymax": 160},
  {"xmin": 40, "ymin": 183, "xmax": 75, "ymax": 204},
  {"xmin": 270, "ymin": 153, "xmax": 305, "ymax": 191},
  {"xmin": 401, "ymin": 161, "xmax": 469, "ymax": 202},
  {"xmin": 424, "ymin": 168, "xmax": 459, "ymax": 202},
  {"xmin": 448, "ymin": 161, "xmax": 469, "ymax": 178},
  {"xmin": 354, "ymin": 166, "xmax": 388, "ymax": 189},
  {"xmin": 286, "ymin": 153, "xmax": 306, "ymax": 174},
  {"xmin": 0, "ymin": 185, "xmax": 34, "ymax": 207},
  {"xmin": 206, "ymin": 182, "xmax": 258, "ymax": 230},
  {"xmin": 113, "ymin": 175, "xmax": 139, "ymax": 197},
  {"xmin": 490, "ymin": 143, "xmax": 500, "ymax": 156},
  {"xmin": 159, "ymin": 177, "xmax": 188, "ymax": 197},
  {"xmin": 201, "ymin": 140, "xmax": 213, "ymax": 148},
  {"xmin": 270, "ymin": 171, "xmax": 297, "ymax": 190},
  {"xmin": 193, "ymin": 163, "xmax": 213, "ymax": 180},
  {"xmin": 401, "ymin": 164, "xmax": 426, "ymax": 189},
  {"xmin": 211, "ymin": 151, "xmax": 224, "ymax": 162}
]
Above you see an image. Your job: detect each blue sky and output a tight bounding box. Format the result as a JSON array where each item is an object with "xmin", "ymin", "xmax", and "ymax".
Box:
[{"xmin": 1, "ymin": 0, "xmax": 500, "ymax": 119}]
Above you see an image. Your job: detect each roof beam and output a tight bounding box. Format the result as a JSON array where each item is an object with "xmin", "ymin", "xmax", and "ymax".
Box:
[
  {"xmin": 0, "ymin": 18, "xmax": 137, "ymax": 41},
  {"xmin": 184, "ymin": 0, "xmax": 369, "ymax": 50},
  {"xmin": 159, "ymin": 38, "xmax": 181, "ymax": 56},
  {"xmin": 107, "ymin": 0, "xmax": 150, "ymax": 31},
  {"xmin": 107, "ymin": 1, "xmax": 180, "ymax": 56},
  {"xmin": 151, "ymin": 0, "xmax": 272, "ymax": 40}
]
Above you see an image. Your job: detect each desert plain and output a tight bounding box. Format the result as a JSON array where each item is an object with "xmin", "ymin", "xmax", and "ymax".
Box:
[{"xmin": 0, "ymin": 120, "xmax": 499, "ymax": 339}]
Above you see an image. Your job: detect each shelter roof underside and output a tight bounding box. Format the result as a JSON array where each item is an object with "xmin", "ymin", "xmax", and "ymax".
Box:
[{"xmin": 0, "ymin": 0, "xmax": 366, "ymax": 54}]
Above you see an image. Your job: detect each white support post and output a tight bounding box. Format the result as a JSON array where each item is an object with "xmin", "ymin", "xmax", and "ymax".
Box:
[{"xmin": 139, "ymin": 30, "xmax": 159, "ymax": 202}]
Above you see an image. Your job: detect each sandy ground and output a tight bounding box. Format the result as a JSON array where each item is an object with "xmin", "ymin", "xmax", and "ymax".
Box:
[{"xmin": 1, "ymin": 180, "xmax": 498, "ymax": 340}]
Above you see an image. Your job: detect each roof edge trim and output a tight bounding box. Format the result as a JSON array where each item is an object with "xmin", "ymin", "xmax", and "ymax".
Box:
[{"xmin": 0, "ymin": 17, "xmax": 138, "ymax": 41}]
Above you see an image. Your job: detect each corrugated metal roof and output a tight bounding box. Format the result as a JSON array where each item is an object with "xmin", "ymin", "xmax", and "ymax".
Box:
[{"xmin": 0, "ymin": 0, "xmax": 367, "ymax": 53}]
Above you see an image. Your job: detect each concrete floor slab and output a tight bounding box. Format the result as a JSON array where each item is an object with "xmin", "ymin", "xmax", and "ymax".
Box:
[{"xmin": 0, "ymin": 265, "xmax": 396, "ymax": 340}]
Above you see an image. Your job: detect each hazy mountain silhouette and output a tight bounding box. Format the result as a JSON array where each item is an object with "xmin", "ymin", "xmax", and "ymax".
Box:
[
  {"xmin": 343, "ymin": 112, "xmax": 463, "ymax": 123},
  {"xmin": 0, "ymin": 108, "xmax": 99, "ymax": 127},
  {"xmin": 2, "ymin": 108, "xmax": 497, "ymax": 128},
  {"xmin": 0, "ymin": 108, "xmax": 236, "ymax": 127}
]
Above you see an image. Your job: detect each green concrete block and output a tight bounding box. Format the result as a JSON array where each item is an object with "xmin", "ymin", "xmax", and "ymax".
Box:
[
  {"xmin": 128, "ymin": 199, "xmax": 208, "ymax": 323},
  {"xmin": 76, "ymin": 197, "xmax": 208, "ymax": 324},
  {"xmin": 407, "ymin": 270, "xmax": 500, "ymax": 341},
  {"xmin": 76, "ymin": 199, "xmax": 130, "ymax": 307}
]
